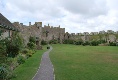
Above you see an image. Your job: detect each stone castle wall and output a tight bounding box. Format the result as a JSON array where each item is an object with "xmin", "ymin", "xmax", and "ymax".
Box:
[
  {"xmin": 68, "ymin": 32, "xmax": 118, "ymax": 43},
  {"xmin": 42, "ymin": 24, "xmax": 65, "ymax": 43},
  {"xmin": 13, "ymin": 21, "xmax": 118, "ymax": 46},
  {"xmin": 13, "ymin": 22, "xmax": 66, "ymax": 45},
  {"xmin": 13, "ymin": 22, "xmax": 42, "ymax": 48}
]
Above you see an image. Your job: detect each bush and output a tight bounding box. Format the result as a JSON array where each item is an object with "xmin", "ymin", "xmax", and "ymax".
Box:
[
  {"xmin": 27, "ymin": 42, "xmax": 36, "ymax": 49},
  {"xmin": 98, "ymin": 40, "xmax": 106, "ymax": 44},
  {"xmin": 6, "ymin": 58, "xmax": 14, "ymax": 66},
  {"xmin": 6, "ymin": 58, "xmax": 18, "ymax": 70},
  {"xmin": 21, "ymin": 49, "xmax": 35, "ymax": 58},
  {"xmin": 17, "ymin": 55, "xmax": 25, "ymax": 65},
  {"xmin": 75, "ymin": 41, "xmax": 83, "ymax": 45},
  {"xmin": 6, "ymin": 43, "xmax": 20, "ymax": 58},
  {"xmin": 90, "ymin": 41, "xmax": 99, "ymax": 46},
  {"xmin": 63, "ymin": 39, "xmax": 74, "ymax": 44},
  {"xmin": 25, "ymin": 50, "xmax": 35, "ymax": 58},
  {"xmin": 82, "ymin": 41, "xmax": 90, "ymax": 46},
  {"xmin": 0, "ymin": 63, "xmax": 15, "ymax": 80},
  {"xmin": 27, "ymin": 36, "xmax": 36, "ymax": 49},
  {"xmin": 29, "ymin": 36, "xmax": 36, "ymax": 44},
  {"xmin": 0, "ymin": 39, "xmax": 7, "ymax": 57},
  {"xmin": 21, "ymin": 48, "xmax": 29, "ymax": 54},
  {"xmin": 0, "ymin": 55, "xmax": 6, "ymax": 64},
  {"xmin": 4, "ymin": 32, "xmax": 24, "ymax": 58},
  {"xmin": 63, "ymin": 40, "xmax": 68, "ymax": 44},
  {"xmin": 116, "ymin": 42, "xmax": 118, "ymax": 46},
  {"xmin": 49, "ymin": 40, "xmax": 58, "ymax": 44},
  {"xmin": 109, "ymin": 42, "xmax": 116, "ymax": 46},
  {"xmin": 26, "ymin": 52, "xmax": 32, "ymax": 58},
  {"xmin": 41, "ymin": 40, "xmax": 47, "ymax": 45}
]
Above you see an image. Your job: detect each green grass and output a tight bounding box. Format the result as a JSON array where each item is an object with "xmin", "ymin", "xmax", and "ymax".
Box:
[
  {"xmin": 12, "ymin": 46, "xmax": 47, "ymax": 80},
  {"xmin": 50, "ymin": 44, "xmax": 118, "ymax": 80}
]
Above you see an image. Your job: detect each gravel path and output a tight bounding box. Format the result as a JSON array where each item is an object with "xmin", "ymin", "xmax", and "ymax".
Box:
[{"xmin": 32, "ymin": 46, "xmax": 54, "ymax": 80}]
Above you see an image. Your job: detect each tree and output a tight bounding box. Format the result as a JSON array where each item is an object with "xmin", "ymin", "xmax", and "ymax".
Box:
[{"xmin": 5, "ymin": 32, "xmax": 24, "ymax": 58}]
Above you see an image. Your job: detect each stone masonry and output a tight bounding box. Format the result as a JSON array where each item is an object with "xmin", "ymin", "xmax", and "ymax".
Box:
[
  {"xmin": 42, "ymin": 24, "xmax": 65, "ymax": 43},
  {"xmin": 13, "ymin": 22, "xmax": 42, "ymax": 49},
  {"xmin": 13, "ymin": 21, "xmax": 118, "ymax": 45}
]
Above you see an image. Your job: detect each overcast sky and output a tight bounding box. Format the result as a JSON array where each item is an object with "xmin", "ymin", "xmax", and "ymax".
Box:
[{"xmin": 0, "ymin": 0, "xmax": 118, "ymax": 33}]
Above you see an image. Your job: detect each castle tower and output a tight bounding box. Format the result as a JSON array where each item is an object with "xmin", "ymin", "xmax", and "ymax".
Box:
[
  {"xmin": 35, "ymin": 22, "xmax": 42, "ymax": 28},
  {"xmin": 29, "ymin": 22, "xmax": 31, "ymax": 26},
  {"xmin": 59, "ymin": 25, "xmax": 60, "ymax": 28}
]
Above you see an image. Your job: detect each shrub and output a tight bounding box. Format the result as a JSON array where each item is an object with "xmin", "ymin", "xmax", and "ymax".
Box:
[
  {"xmin": 82, "ymin": 43, "xmax": 86, "ymax": 46},
  {"xmin": 98, "ymin": 40, "xmax": 106, "ymax": 44},
  {"xmin": 116, "ymin": 42, "xmax": 118, "ymax": 46},
  {"xmin": 17, "ymin": 55, "xmax": 25, "ymax": 65},
  {"xmin": 41, "ymin": 40, "xmax": 47, "ymax": 45},
  {"xmin": 6, "ymin": 58, "xmax": 18, "ymax": 70},
  {"xmin": 0, "ymin": 54, "xmax": 6, "ymax": 64},
  {"xmin": 109, "ymin": 42, "xmax": 116, "ymax": 46},
  {"xmin": 90, "ymin": 40, "xmax": 99, "ymax": 46},
  {"xmin": 6, "ymin": 58, "xmax": 14, "ymax": 66},
  {"xmin": 26, "ymin": 52, "xmax": 32, "ymax": 58},
  {"xmin": 27, "ymin": 42, "xmax": 36, "ymax": 49},
  {"xmin": 75, "ymin": 41, "xmax": 83, "ymax": 45},
  {"xmin": 49, "ymin": 40, "xmax": 58, "ymax": 44},
  {"xmin": 29, "ymin": 36, "xmax": 36, "ymax": 43},
  {"xmin": 27, "ymin": 36, "xmax": 36, "ymax": 49},
  {"xmin": 63, "ymin": 39, "xmax": 74, "ymax": 44},
  {"xmin": 68, "ymin": 40, "xmax": 74, "ymax": 44},
  {"xmin": 6, "ymin": 43, "xmax": 20, "ymax": 58},
  {"xmin": 63, "ymin": 40, "xmax": 68, "ymax": 44},
  {"xmin": 25, "ymin": 50, "xmax": 35, "ymax": 58},
  {"xmin": 0, "ymin": 39, "xmax": 7, "ymax": 56},
  {"xmin": 11, "ymin": 32, "xmax": 24, "ymax": 50},
  {"xmin": 82, "ymin": 41, "xmax": 90, "ymax": 46},
  {"xmin": 4, "ymin": 32, "xmax": 24, "ymax": 58},
  {"xmin": 0, "ymin": 63, "xmax": 15, "ymax": 80},
  {"xmin": 21, "ymin": 48, "xmax": 29, "ymax": 54}
]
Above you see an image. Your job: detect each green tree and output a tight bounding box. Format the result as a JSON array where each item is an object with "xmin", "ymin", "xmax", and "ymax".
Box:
[{"xmin": 5, "ymin": 32, "xmax": 24, "ymax": 58}]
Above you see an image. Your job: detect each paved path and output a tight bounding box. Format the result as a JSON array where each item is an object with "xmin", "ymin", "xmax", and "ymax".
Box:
[{"xmin": 32, "ymin": 46, "xmax": 54, "ymax": 80}]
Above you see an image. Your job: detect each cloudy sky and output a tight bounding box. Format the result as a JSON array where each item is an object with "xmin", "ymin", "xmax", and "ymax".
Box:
[{"xmin": 0, "ymin": 0, "xmax": 118, "ymax": 33}]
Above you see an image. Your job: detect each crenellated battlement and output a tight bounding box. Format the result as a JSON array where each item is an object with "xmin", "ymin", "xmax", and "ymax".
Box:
[{"xmin": 11, "ymin": 21, "xmax": 118, "ymax": 44}]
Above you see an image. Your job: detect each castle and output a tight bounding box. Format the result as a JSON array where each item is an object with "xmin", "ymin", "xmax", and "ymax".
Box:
[
  {"xmin": 0, "ymin": 13, "xmax": 118, "ymax": 49},
  {"xmin": 12, "ymin": 21, "xmax": 118, "ymax": 45},
  {"xmin": 12, "ymin": 22, "xmax": 65, "ymax": 46}
]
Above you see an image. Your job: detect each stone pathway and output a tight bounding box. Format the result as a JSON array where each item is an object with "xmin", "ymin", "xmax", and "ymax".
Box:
[{"xmin": 32, "ymin": 46, "xmax": 54, "ymax": 80}]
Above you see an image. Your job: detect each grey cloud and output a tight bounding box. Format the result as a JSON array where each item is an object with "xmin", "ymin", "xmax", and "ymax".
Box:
[
  {"xmin": 7, "ymin": 0, "xmax": 64, "ymax": 18},
  {"xmin": 58, "ymin": 0, "xmax": 108, "ymax": 17}
]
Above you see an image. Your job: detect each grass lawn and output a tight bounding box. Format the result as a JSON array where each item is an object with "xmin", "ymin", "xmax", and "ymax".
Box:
[
  {"xmin": 50, "ymin": 44, "xmax": 118, "ymax": 80},
  {"xmin": 12, "ymin": 46, "xmax": 47, "ymax": 80}
]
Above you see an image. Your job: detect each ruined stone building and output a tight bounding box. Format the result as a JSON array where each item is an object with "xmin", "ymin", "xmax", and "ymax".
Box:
[
  {"xmin": 13, "ymin": 22, "xmax": 65, "ymax": 46},
  {"xmin": 42, "ymin": 24, "xmax": 65, "ymax": 43},
  {"xmin": 0, "ymin": 13, "xmax": 19, "ymax": 39},
  {"xmin": 13, "ymin": 22, "xmax": 42, "ymax": 49},
  {"xmin": 11, "ymin": 20, "xmax": 118, "ymax": 44},
  {"xmin": 67, "ymin": 31, "xmax": 118, "ymax": 43}
]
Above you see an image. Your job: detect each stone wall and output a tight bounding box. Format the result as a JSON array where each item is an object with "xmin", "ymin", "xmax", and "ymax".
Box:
[
  {"xmin": 0, "ymin": 28, "xmax": 12, "ymax": 39},
  {"xmin": 42, "ymin": 24, "xmax": 65, "ymax": 43},
  {"xmin": 13, "ymin": 21, "xmax": 118, "ymax": 46},
  {"xmin": 67, "ymin": 33, "xmax": 118, "ymax": 43},
  {"xmin": 13, "ymin": 22, "xmax": 42, "ymax": 49}
]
